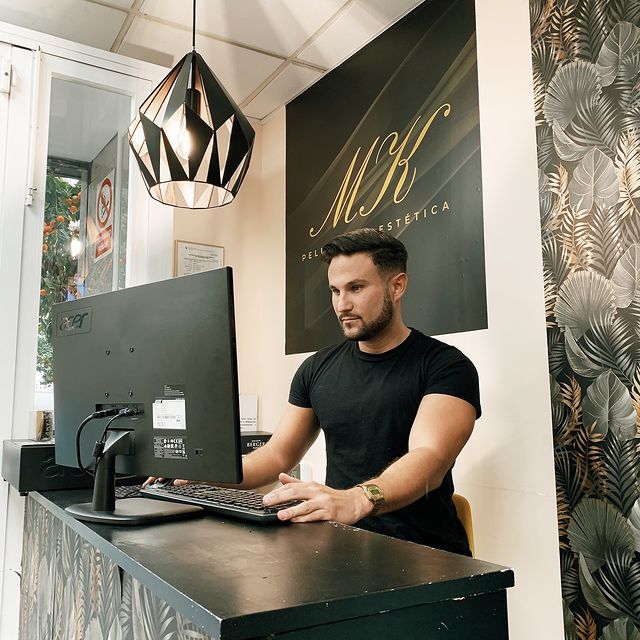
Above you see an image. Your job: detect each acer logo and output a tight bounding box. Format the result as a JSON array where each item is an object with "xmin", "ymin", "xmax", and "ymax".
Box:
[
  {"xmin": 59, "ymin": 312, "xmax": 88, "ymax": 332},
  {"xmin": 56, "ymin": 307, "xmax": 92, "ymax": 336}
]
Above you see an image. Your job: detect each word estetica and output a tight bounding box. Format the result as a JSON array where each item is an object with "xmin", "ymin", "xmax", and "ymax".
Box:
[{"xmin": 300, "ymin": 201, "xmax": 451, "ymax": 263}]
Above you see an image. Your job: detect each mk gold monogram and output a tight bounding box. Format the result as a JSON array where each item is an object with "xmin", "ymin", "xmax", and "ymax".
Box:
[{"xmin": 309, "ymin": 103, "xmax": 451, "ymax": 238}]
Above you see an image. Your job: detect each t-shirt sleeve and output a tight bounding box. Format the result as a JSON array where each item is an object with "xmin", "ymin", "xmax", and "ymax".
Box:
[
  {"xmin": 288, "ymin": 356, "xmax": 314, "ymax": 408},
  {"xmin": 424, "ymin": 345, "xmax": 481, "ymax": 418}
]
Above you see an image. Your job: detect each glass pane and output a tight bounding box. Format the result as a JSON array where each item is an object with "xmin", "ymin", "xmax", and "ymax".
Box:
[{"xmin": 37, "ymin": 78, "xmax": 132, "ymax": 391}]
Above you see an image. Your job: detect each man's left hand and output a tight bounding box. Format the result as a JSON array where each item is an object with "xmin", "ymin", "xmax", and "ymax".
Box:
[{"xmin": 262, "ymin": 473, "xmax": 373, "ymax": 524}]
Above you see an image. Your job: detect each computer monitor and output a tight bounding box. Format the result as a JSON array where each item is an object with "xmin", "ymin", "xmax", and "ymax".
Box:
[{"xmin": 52, "ymin": 267, "xmax": 243, "ymax": 524}]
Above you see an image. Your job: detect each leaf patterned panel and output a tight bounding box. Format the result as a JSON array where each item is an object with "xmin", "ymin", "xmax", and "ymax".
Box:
[
  {"xmin": 532, "ymin": 0, "xmax": 640, "ymax": 637},
  {"xmin": 19, "ymin": 497, "xmax": 214, "ymax": 640}
]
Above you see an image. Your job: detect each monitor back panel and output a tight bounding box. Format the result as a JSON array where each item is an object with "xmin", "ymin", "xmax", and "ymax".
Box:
[{"xmin": 52, "ymin": 267, "xmax": 242, "ymax": 484}]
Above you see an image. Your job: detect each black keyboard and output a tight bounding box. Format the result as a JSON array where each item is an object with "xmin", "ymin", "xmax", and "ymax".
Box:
[
  {"xmin": 140, "ymin": 483, "xmax": 298, "ymax": 523},
  {"xmin": 114, "ymin": 484, "xmax": 144, "ymax": 499}
]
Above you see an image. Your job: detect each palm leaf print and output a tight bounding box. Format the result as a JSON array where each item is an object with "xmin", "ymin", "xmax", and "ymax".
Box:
[
  {"xmin": 547, "ymin": 163, "xmax": 573, "ymax": 233},
  {"xmin": 595, "ymin": 22, "xmax": 640, "ymax": 87},
  {"xmin": 612, "ymin": 243, "xmax": 640, "ymax": 307},
  {"xmin": 602, "ymin": 434, "xmax": 639, "ymax": 516},
  {"xmin": 621, "ymin": 209, "xmax": 640, "ymax": 247},
  {"xmin": 20, "ymin": 498, "xmax": 215, "ymax": 639},
  {"xmin": 586, "ymin": 205, "xmax": 624, "ymax": 278},
  {"xmin": 541, "ymin": 170, "xmax": 557, "ymax": 231},
  {"xmin": 630, "ymin": 364, "xmax": 640, "ymax": 424},
  {"xmin": 579, "ymin": 552, "xmax": 626, "ymax": 619},
  {"xmin": 549, "ymin": 0, "xmax": 581, "ymax": 61},
  {"xmin": 543, "ymin": 237, "xmax": 572, "ymax": 320},
  {"xmin": 562, "ymin": 374, "xmax": 585, "ymax": 433},
  {"xmin": 581, "ymin": 316, "xmax": 637, "ymax": 384},
  {"xmin": 563, "ymin": 549, "xmax": 583, "ymax": 602},
  {"xmin": 576, "ymin": 0, "xmax": 611, "ymax": 62},
  {"xmin": 565, "ymin": 324, "xmax": 607, "ymax": 377},
  {"xmin": 550, "ymin": 326, "xmax": 569, "ymax": 377},
  {"xmin": 568, "ymin": 498, "xmax": 635, "ymax": 571},
  {"xmin": 120, "ymin": 574, "xmax": 133, "ymax": 640},
  {"xmin": 575, "ymin": 607, "xmax": 599, "ymax": 639},
  {"xmin": 533, "ymin": 39, "xmax": 561, "ymax": 115},
  {"xmin": 609, "ymin": 0, "xmax": 640, "ymax": 24},
  {"xmin": 544, "ymin": 61, "xmax": 602, "ymax": 129},
  {"xmin": 539, "ymin": 124, "xmax": 557, "ymax": 173},
  {"xmin": 534, "ymin": 4, "xmax": 640, "ymax": 637},
  {"xmin": 131, "ymin": 579, "xmax": 177, "ymax": 640},
  {"xmin": 555, "ymin": 119, "xmax": 593, "ymax": 160},
  {"xmin": 570, "ymin": 148, "xmax": 620, "ymax": 212},
  {"xmin": 560, "ymin": 483, "xmax": 576, "ymax": 549},
  {"xmin": 558, "ymin": 449, "xmax": 588, "ymax": 510},
  {"xmin": 615, "ymin": 131, "xmax": 640, "ymax": 220},
  {"xmin": 596, "ymin": 548, "xmax": 640, "ymax": 626},
  {"xmin": 560, "ymin": 205, "xmax": 594, "ymax": 269},
  {"xmin": 553, "ymin": 376, "xmax": 573, "ymax": 444},
  {"xmin": 574, "ymin": 421, "xmax": 607, "ymax": 496},
  {"xmin": 555, "ymin": 270, "xmax": 617, "ymax": 339},
  {"xmin": 582, "ymin": 370, "xmax": 636, "ymax": 438},
  {"xmin": 572, "ymin": 93, "xmax": 620, "ymax": 154},
  {"xmin": 565, "ymin": 599, "xmax": 581, "ymax": 640},
  {"xmin": 627, "ymin": 500, "xmax": 640, "ymax": 551},
  {"xmin": 601, "ymin": 616, "xmax": 640, "ymax": 639},
  {"xmin": 531, "ymin": 0, "xmax": 557, "ymax": 42}
]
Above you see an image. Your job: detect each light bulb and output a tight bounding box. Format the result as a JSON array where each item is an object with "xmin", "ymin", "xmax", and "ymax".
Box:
[{"xmin": 177, "ymin": 129, "xmax": 191, "ymax": 159}]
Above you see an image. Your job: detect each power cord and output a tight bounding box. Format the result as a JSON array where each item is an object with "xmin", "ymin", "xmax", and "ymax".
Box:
[
  {"xmin": 74, "ymin": 408, "xmax": 136, "ymax": 477},
  {"xmin": 93, "ymin": 408, "xmax": 137, "ymax": 466}
]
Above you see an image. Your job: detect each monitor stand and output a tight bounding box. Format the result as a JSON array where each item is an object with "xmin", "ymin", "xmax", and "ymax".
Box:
[{"xmin": 65, "ymin": 428, "xmax": 202, "ymax": 525}]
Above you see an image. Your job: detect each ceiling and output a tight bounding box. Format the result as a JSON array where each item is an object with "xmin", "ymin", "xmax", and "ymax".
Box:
[{"xmin": 0, "ymin": 0, "xmax": 424, "ymax": 122}]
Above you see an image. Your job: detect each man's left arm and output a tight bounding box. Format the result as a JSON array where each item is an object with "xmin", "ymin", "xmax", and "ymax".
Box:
[{"xmin": 262, "ymin": 393, "xmax": 476, "ymax": 524}]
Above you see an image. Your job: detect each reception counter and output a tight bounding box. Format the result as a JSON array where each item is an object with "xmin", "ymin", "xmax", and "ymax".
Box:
[{"xmin": 19, "ymin": 489, "xmax": 514, "ymax": 639}]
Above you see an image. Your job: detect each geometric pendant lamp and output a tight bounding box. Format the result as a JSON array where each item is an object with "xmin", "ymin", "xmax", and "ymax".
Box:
[{"xmin": 128, "ymin": 3, "xmax": 255, "ymax": 209}]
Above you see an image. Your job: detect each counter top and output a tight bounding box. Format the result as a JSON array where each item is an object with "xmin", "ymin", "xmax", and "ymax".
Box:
[{"xmin": 34, "ymin": 489, "xmax": 514, "ymax": 639}]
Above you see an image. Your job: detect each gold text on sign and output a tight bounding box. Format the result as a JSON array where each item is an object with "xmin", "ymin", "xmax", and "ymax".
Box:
[{"xmin": 309, "ymin": 103, "xmax": 452, "ymax": 238}]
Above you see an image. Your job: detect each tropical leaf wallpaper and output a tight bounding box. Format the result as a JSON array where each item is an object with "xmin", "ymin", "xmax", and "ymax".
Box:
[
  {"xmin": 19, "ymin": 497, "xmax": 214, "ymax": 639},
  {"xmin": 531, "ymin": 0, "xmax": 640, "ymax": 637}
]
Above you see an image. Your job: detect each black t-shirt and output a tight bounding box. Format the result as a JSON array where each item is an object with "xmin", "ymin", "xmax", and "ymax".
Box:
[{"xmin": 288, "ymin": 329, "xmax": 481, "ymax": 555}]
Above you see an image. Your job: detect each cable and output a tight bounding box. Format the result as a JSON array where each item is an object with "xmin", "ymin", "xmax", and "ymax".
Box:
[
  {"xmin": 75, "ymin": 408, "xmax": 122, "ymax": 477},
  {"xmin": 93, "ymin": 408, "xmax": 137, "ymax": 466}
]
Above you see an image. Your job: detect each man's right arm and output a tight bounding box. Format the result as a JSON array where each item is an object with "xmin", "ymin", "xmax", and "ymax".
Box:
[{"xmin": 236, "ymin": 403, "xmax": 319, "ymax": 489}]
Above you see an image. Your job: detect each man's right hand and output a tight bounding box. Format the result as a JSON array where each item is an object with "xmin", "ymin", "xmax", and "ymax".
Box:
[{"xmin": 142, "ymin": 477, "xmax": 191, "ymax": 487}]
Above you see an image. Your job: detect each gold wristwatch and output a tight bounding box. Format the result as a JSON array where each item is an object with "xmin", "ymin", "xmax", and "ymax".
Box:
[{"xmin": 357, "ymin": 483, "xmax": 385, "ymax": 516}]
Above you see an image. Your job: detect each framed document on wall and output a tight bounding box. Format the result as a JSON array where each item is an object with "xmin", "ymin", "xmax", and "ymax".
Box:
[{"xmin": 174, "ymin": 240, "xmax": 224, "ymax": 276}]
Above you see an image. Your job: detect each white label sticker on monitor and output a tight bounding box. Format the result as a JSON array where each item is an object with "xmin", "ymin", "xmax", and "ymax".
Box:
[{"xmin": 152, "ymin": 398, "xmax": 186, "ymax": 430}]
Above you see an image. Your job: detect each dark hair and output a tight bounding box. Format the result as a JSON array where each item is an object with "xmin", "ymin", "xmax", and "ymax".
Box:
[{"xmin": 321, "ymin": 228, "xmax": 408, "ymax": 275}]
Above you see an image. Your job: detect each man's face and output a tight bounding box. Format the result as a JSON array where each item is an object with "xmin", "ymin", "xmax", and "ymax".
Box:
[{"xmin": 327, "ymin": 253, "xmax": 395, "ymax": 342}]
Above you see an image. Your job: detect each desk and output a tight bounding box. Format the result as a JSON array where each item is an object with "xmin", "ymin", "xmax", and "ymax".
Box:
[{"xmin": 19, "ymin": 490, "xmax": 514, "ymax": 639}]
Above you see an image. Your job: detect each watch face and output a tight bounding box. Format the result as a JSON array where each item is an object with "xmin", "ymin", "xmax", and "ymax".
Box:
[{"xmin": 365, "ymin": 484, "xmax": 384, "ymax": 502}]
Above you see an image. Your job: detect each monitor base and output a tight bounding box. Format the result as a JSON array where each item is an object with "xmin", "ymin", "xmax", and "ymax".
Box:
[{"xmin": 65, "ymin": 497, "xmax": 203, "ymax": 525}]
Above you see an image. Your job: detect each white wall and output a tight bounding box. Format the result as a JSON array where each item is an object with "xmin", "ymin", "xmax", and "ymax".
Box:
[
  {"xmin": 458, "ymin": 0, "xmax": 563, "ymax": 636},
  {"xmin": 173, "ymin": 1, "xmax": 564, "ymax": 638}
]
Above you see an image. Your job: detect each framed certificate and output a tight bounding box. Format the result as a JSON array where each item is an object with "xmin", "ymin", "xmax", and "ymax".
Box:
[{"xmin": 174, "ymin": 240, "xmax": 224, "ymax": 276}]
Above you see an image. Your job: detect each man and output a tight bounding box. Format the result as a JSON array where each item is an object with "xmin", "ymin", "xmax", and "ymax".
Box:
[{"xmin": 155, "ymin": 228, "xmax": 480, "ymax": 555}]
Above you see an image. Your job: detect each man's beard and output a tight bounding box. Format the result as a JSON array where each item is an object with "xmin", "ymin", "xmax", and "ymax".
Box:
[{"xmin": 341, "ymin": 290, "xmax": 393, "ymax": 342}]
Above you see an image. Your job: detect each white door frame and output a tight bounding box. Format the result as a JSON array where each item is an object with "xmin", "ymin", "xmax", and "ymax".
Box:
[
  {"xmin": 0, "ymin": 40, "xmax": 35, "ymax": 640},
  {"xmin": 0, "ymin": 21, "xmax": 172, "ymax": 639}
]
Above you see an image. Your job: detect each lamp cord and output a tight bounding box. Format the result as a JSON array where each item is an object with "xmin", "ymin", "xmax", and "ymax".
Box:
[{"xmin": 192, "ymin": 0, "xmax": 196, "ymax": 50}]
